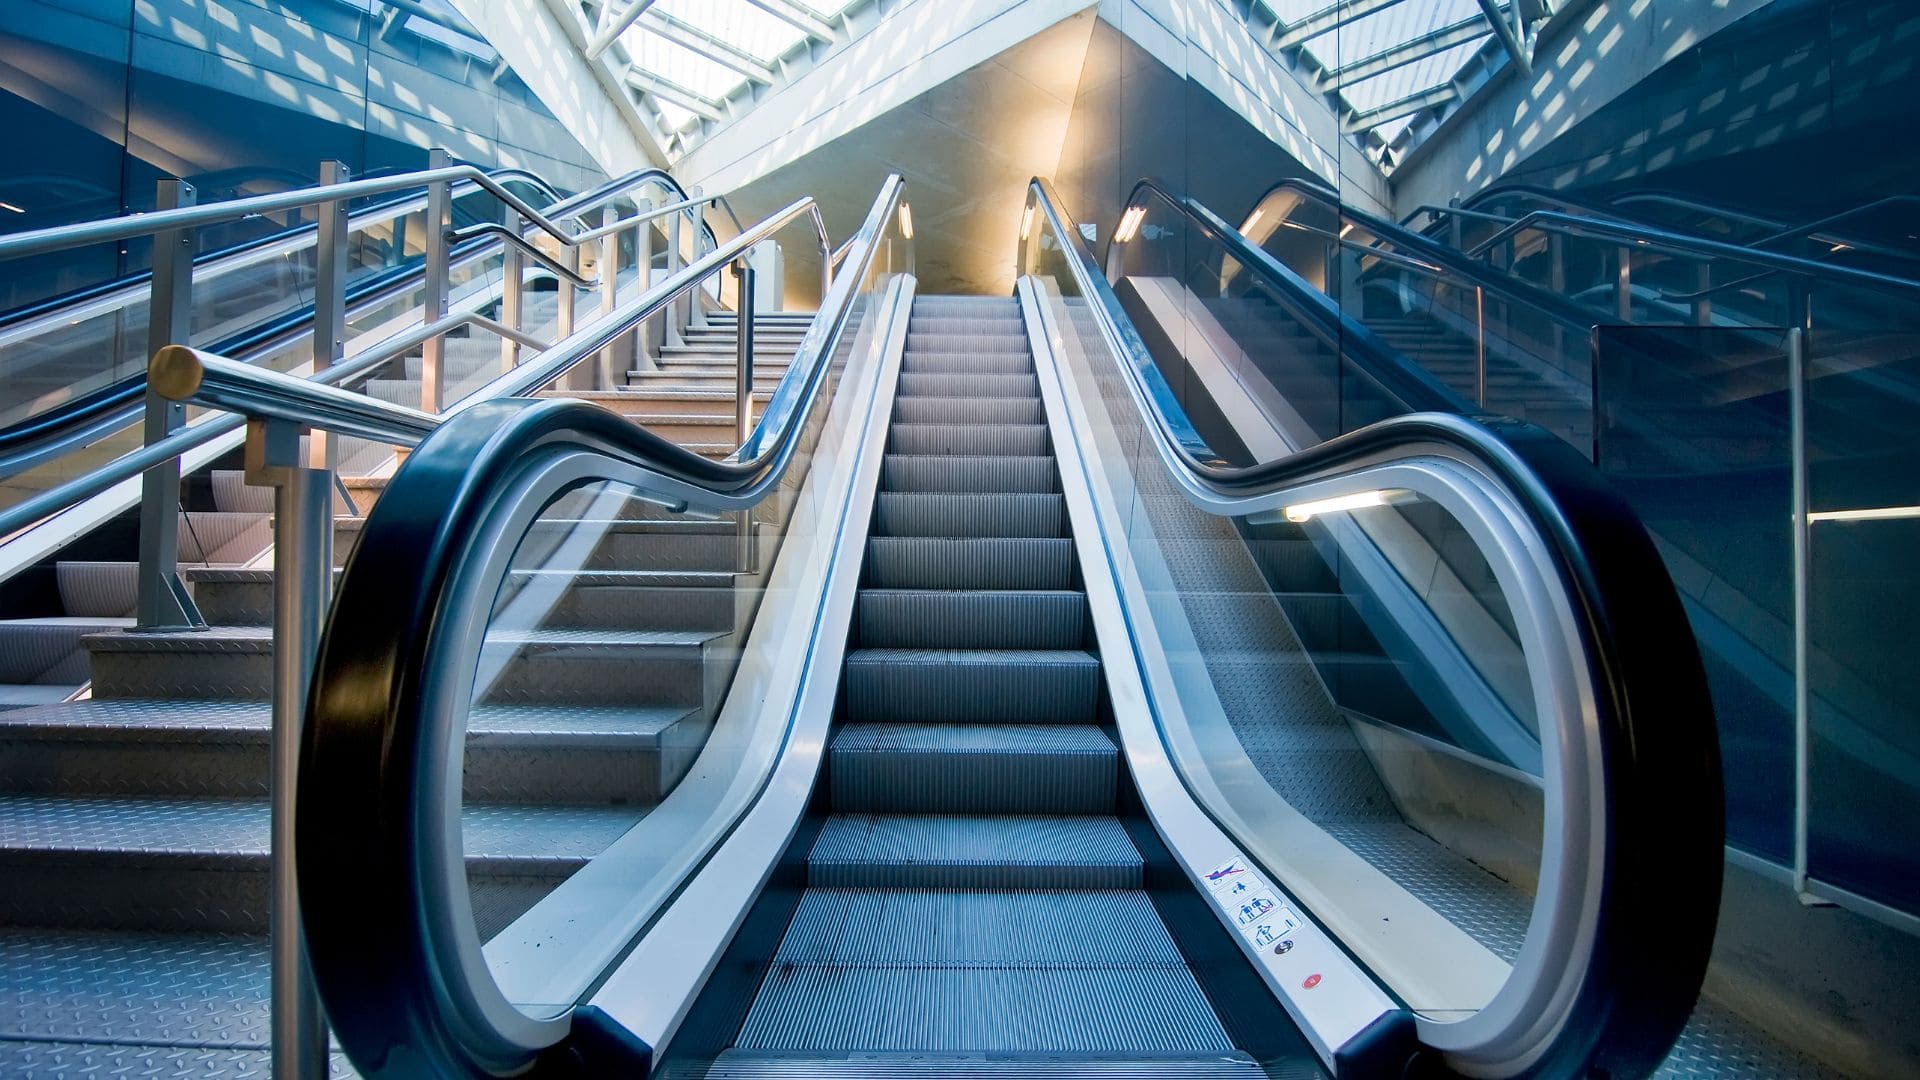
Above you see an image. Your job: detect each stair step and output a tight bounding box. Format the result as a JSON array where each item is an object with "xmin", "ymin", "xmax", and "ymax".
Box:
[
  {"xmin": 0, "ymin": 795, "xmax": 640, "ymax": 932},
  {"xmin": 864, "ymin": 537, "xmax": 1075, "ymax": 589},
  {"xmin": 0, "ymin": 698, "xmax": 701, "ymax": 803},
  {"xmin": 843, "ymin": 649, "xmax": 1099, "ymax": 724},
  {"xmin": 828, "ymin": 723, "xmax": 1116, "ymax": 813},
  {"xmin": 879, "ymin": 455, "xmax": 1056, "ymax": 494},
  {"xmin": 856, "ymin": 590, "xmax": 1084, "ymax": 649},
  {"xmin": 54, "ymin": 561, "xmax": 138, "ymax": 619},
  {"xmin": 81, "ymin": 625, "xmax": 726, "ymax": 706},
  {"xmin": 888, "ymin": 423, "xmax": 1048, "ymax": 456},
  {"xmin": 873, "ymin": 492, "xmax": 1064, "ymax": 538},
  {"xmin": 337, "ymin": 517, "xmax": 770, "ymax": 570},
  {"xmin": 0, "ymin": 618, "xmax": 133, "ymax": 685},
  {"xmin": 808, "ymin": 815, "xmax": 1139, "ymax": 888}
]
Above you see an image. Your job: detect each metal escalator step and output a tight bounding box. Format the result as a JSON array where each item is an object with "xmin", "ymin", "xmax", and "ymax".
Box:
[
  {"xmin": 864, "ymin": 538, "xmax": 1073, "ymax": 590},
  {"xmin": 829, "ymin": 723, "xmax": 1115, "ymax": 814},
  {"xmin": 906, "ymin": 316, "xmax": 1025, "ymax": 334},
  {"xmin": 736, "ymin": 964, "xmax": 1232, "ymax": 1054},
  {"xmin": 899, "ymin": 352, "xmax": 1034, "ymax": 374},
  {"xmin": 897, "ymin": 373, "xmax": 1038, "ymax": 398},
  {"xmin": 888, "ymin": 423, "xmax": 1047, "ymax": 456},
  {"xmin": 879, "ymin": 455, "xmax": 1055, "ymax": 494},
  {"xmin": 873, "ymin": 492, "xmax": 1063, "ymax": 538},
  {"xmin": 807, "ymin": 815, "xmax": 1140, "ymax": 888},
  {"xmin": 776, "ymin": 887, "xmax": 1178, "ymax": 967},
  {"xmin": 0, "ymin": 618, "xmax": 133, "ymax": 685},
  {"xmin": 669, "ymin": 1054, "xmax": 1271, "ymax": 1078},
  {"xmin": 905, "ymin": 332, "xmax": 1027, "ymax": 353},
  {"xmin": 892, "ymin": 396, "xmax": 1043, "ymax": 424},
  {"xmin": 844, "ymin": 649, "xmax": 1099, "ymax": 724},
  {"xmin": 855, "ymin": 590, "xmax": 1084, "ymax": 649}
]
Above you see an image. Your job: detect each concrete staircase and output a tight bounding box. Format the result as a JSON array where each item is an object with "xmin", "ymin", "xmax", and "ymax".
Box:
[{"xmin": 0, "ymin": 300, "xmax": 816, "ymax": 1073}]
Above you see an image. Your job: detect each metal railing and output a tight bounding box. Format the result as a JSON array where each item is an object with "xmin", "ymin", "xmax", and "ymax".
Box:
[
  {"xmin": 1023, "ymin": 175, "xmax": 1722, "ymax": 1078},
  {"xmin": 129, "ymin": 180, "xmax": 855, "ymax": 1078},
  {"xmin": 0, "ymin": 151, "xmax": 781, "ymax": 632}
]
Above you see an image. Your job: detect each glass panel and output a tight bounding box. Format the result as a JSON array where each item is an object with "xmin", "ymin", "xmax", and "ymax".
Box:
[
  {"xmin": 1028, "ymin": 192, "xmax": 1544, "ymax": 1016},
  {"xmin": 448, "ymin": 201, "xmax": 909, "ymax": 1017},
  {"xmin": 1804, "ymin": 331, "xmax": 1920, "ymax": 913},
  {"xmin": 1593, "ymin": 325, "xmax": 1795, "ymax": 863}
]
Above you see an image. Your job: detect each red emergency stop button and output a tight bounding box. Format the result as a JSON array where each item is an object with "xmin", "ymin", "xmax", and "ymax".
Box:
[{"xmin": 1302, "ymin": 973, "xmax": 1323, "ymax": 990}]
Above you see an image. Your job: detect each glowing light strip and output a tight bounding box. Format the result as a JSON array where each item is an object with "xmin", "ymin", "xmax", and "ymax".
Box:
[
  {"xmin": 1283, "ymin": 490, "xmax": 1388, "ymax": 522},
  {"xmin": 1807, "ymin": 504, "xmax": 1920, "ymax": 524}
]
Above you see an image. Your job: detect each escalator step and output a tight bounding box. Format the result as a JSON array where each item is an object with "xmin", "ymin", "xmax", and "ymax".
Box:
[
  {"xmin": 897, "ymin": 373, "xmax": 1039, "ymax": 398},
  {"xmin": 843, "ymin": 649, "xmax": 1099, "ymax": 724},
  {"xmin": 864, "ymin": 538, "xmax": 1074, "ymax": 589},
  {"xmin": 873, "ymin": 492, "xmax": 1063, "ymax": 538},
  {"xmin": 905, "ymin": 331, "xmax": 1029, "ymax": 353},
  {"xmin": 855, "ymin": 590, "xmax": 1084, "ymax": 649},
  {"xmin": 900, "ymin": 352, "xmax": 1035, "ymax": 375},
  {"xmin": 829, "ymin": 723, "xmax": 1115, "ymax": 813},
  {"xmin": 879, "ymin": 455, "xmax": 1056, "ymax": 494},
  {"xmin": 671, "ymin": 1055, "xmax": 1270, "ymax": 1077},
  {"xmin": 808, "ymin": 815, "xmax": 1141, "ymax": 888},
  {"xmin": 892, "ymin": 396, "xmax": 1044, "ymax": 424},
  {"xmin": 888, "ymin": 423, "xmax": 1048, "ymax": 456}
]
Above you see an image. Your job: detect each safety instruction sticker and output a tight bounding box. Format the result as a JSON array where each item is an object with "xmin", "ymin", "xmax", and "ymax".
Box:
[{"xmin": 1204, "ymin": 859, "xmax": 1303, "ymax": 952}]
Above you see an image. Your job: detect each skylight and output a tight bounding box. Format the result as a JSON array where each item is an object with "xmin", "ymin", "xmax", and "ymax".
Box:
[
  {"xmin": 1259, "ymin": 0, "xmax": 1544, "ymax": 165},
  {"xmin": 573, "ymin": 0, "xmax": 871, "ymax": 151}
]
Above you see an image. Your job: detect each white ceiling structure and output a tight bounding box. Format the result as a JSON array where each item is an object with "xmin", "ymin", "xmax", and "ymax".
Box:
[{"xmin": 1251, "ymin": 0, "xmax": 1556, "ymax": 169}]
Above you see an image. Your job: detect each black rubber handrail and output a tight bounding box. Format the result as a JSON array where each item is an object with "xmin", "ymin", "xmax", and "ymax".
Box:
[
  {"xmin": 1041, "ymin": 175, "xmax": 1721, "ymax": 1078},
  {"xmin": 296, "ymin": 175, "xmax": 905, "ymax": 1079},
  {"xmin": 0, "ymin": 165, "xmax": 711, "ymax": 469}
]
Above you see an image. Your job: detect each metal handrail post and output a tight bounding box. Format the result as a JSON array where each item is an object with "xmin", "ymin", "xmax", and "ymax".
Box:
[
  {"xmin": 734, "ymin": 260, "xmax": 756, "ymax": 446},
  {"xmin": 135, "ymin": 177, "xmax": 205, "ymax": 630},
  {"xmin": 599, "ymin": 206, "xmax": 621, "ymax": 387},
  {"xmin": 667, "ymin": 204, "xmax": 686, "ymax": 348},
  {"xmin": 419, "ymin": 148, "xmax": 453, "ymax": 414},
  {"xmin": 1615, "ymin": 245, "xmax": 1633, "ymax": 321},
  {"xmin": 500, "ymin": 207, "xmax": 523, "ymax": 372},
  {"xmin": 247, "ymin": 418, "xmax": 332, "ymax": 1080},
  {"xmin": 634, "ymin": 198, "xmax": 654, "ymax": 363},
  {"xmin": 689, "ymin": 186, "xmax": 710, "ymax": 331},
  {"xmin": 312, "ymin": 161, "xmax": 349, "ymax": 473}
]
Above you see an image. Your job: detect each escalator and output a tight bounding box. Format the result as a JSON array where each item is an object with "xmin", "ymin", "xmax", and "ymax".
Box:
[
  {"xmin": 656, "ymin": 295, "xmax": 1319, "ymax": 1075},
  {"xmin": 277, "ymin": 172, "xmax": 1720, "ymax": 1080}
]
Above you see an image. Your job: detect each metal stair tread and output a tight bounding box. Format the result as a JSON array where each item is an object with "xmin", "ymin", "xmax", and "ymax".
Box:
[
  {"xmin": 82, "ymin": 625, "xmax": 725, "ymax": 653},
  {"xmin": 676, "ymin": 1052, "xmax": 1269, "ymax": 1077},
  {"xmin": 0, "ymin": 698, "xmax": 700, "ymax": 747},
  {"xmin": 0, "ymin": 794, "xmax": 641, "ymax": 864}
]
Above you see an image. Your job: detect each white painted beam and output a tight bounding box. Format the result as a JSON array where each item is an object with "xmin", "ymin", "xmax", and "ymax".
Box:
[{"xmin": 452, "ymin": 0, "xmax": 671, "ymax": 171}]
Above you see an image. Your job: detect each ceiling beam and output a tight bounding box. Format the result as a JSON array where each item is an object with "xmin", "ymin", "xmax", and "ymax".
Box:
[
  {"xmin": 1474, "ymin": 0, "xmax": 1533, "ymax": 75},
  {"xmin": 1342, "ymin": 83, "xmax": 1458, "ymax": 132},
  {"xmin": 1321, "ymin": 15, "xmax": 1491, "ymax": 86},
  {"xmin": 625, "ymin": 68, "xmax": 728, "ymax": 122},
  {"xmin": 1275, "ymin": 0, "xmax": 1408, "ymax": 49},
  {"xmin": 642, "ymin": 9, "xmax": 779, "ymax": 84},
  {"xmin": 584, "ymin": 0, "xmax": 658, "ymax": 60},
  {"xmin": 743, "ymin": 0, "xmax": 836, "ymax": 44}
]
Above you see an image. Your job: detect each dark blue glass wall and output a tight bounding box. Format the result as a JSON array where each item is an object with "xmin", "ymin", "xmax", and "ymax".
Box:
[{"xmin": 0, "ymin": 0, "xmax": 607, "ymax": 309}]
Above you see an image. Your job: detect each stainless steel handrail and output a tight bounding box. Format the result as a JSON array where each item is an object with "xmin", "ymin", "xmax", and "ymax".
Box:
[
  {"xmin": 1457, "ymin": 209, "xmax": 1920, "ymax": 296},
  {"xmin": 1025, "ymin": 175, "xmax": 1721, "ymax": 1077},
  {"xmin": 148, "ymin": 195, "xmax": 830, "ymax": 449}
]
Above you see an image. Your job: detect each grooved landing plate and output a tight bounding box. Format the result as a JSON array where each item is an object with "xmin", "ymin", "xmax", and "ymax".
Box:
[{"xmin": 737, "ymin": 966, "xmax": 1233, "ymax": 1054}]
